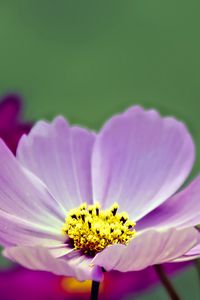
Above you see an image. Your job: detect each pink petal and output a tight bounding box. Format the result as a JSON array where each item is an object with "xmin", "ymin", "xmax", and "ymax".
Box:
[
  {"xmin": 92, "ymin": 106, "xmax": 194, "ymax": 220},
  {"xmin": 17, "ymin": 117, "xmax": 95, "ymax": 211},
  {"xmin": 138, "ymin": 175, "xmax": 200, "ymax": 230},
  {"xmin": 3, "ymin": 246, "xmax": 103, "ymax": 281},
  {"xmin": 0, "ymin": 139, "xmax": 65, "ymax": 246},
  {"xmin": 92, "ymin": 228, "xmax": 199, "ymax": 272},
  {"xmin": 0, "ymin": 209, "xmax": 64, "ymax": 248},
  {"xmin": 172, "ymin": 237, "xmax": 200, "ymax": 262},
  {"xmin": 185, "ymin": 242, "xmax": 200, "ymax": 256},
  {"xmin": 47, "ymin": 244, "xmax": 74, "ymax": 258}
]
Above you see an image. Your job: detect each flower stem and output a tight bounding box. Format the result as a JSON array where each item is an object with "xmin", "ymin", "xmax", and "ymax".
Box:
[
  {"xmin": 90, "ymin": 281, "xmax": 100, "ymax": 300},
  {"xmin": 154, "ymin": 264, "xmax": 180, "ymax": 300}
]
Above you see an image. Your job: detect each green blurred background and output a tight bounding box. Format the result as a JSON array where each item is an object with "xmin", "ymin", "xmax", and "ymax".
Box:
[{"xmin": 0, "ymin": 0, "xmax": 200, "ymax": 299}]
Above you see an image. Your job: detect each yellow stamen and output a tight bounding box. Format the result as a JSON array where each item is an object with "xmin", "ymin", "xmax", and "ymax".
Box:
[{"xmin": 62, "ymin": 202, "xmax": 136, "ymax": 256}]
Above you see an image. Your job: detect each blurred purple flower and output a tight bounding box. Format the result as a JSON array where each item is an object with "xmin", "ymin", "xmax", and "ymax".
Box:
[
  {"xmin": 0, "ymin": 93, "xmax": 31, "ymax": 154},
  {"xmin": 0, "ymin": 263, "xmax": 189, "ymax": 300},
  {"xmin": 0, "ymin": 105, "xmax": 199, "ymax": 282}
]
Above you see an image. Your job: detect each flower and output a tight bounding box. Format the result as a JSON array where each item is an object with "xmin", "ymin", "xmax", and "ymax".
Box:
[
  {"xmin": 0, "ymin": 99, "xmax": 193, "ymax": 298},
  {"xmin": 0, "ymin": 93, "xmax": 31, "ymax": 154},
  {"xmin": 0, "ymin": 106, "xmax": 199, "ymax": 282},
  {"xmin": 0, "ymin": 98, "xmax": 190, "ymax": 299},
  {"xmin": 0, "ymin": 266, "xmax": 66, "ymax": 300},
  {"xmin": 0, "ymin": 263, "xmax": 189, "ymax": 300}
]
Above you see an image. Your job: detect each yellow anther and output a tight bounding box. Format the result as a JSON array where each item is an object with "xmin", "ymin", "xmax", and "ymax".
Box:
[
  {"xmin": 110, "ymin": 202, "xmax": 119, "ymax": 216},
  {"xmin": 126, "ymin": 220, "xmax": 136, "ymax": 228},
  {"xmin": 79, "ymin": 203, "xmax": 87, "ymax": 210},
  {"xmin": 61, "ymin": 202, "xmax": 136, "ymax": 256}
]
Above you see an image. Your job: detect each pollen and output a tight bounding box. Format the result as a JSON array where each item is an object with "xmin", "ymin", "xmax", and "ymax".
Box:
[{"xmin": 61, "ymin": 202, "xmax": 136, "ymax": 256}]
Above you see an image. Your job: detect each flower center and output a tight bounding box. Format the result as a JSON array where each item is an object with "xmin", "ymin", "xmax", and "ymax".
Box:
[{"xmin": 62, "ymin": 202, "xmax": 136, "ymax": 256}]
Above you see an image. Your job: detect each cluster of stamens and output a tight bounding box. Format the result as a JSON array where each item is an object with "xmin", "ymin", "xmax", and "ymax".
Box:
[{"xmin": 62, "ymin": 202, "xmax": 136, "ymax": 256}]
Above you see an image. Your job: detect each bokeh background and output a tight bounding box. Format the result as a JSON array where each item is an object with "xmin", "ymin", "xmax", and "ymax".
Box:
[{"xmin": 0, "ymin": 0, "xmax": 200, "ymax": 299}]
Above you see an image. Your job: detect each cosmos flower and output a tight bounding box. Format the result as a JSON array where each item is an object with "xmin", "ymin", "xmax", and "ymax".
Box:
[
  {"xmin": 0, "ymin": 262, "xmax": 190, "ymax": 300},
  {"xmin": 0, "ymin": 267, "xmax": 67, "ymax": 300},
  {"xmin": 0, "ymin": 93, "xmax": 31, "ymax": 154},
  {"xmin": 0, "ymin": 106, "xmax": 200, "ymax": 283},
  {"xmin": 0, "ymin": 97, "xmax": 193, "ymax": 299},
  {"xmin": 0, "ymin": 97, "xmax": 190, "ymax": 299}
]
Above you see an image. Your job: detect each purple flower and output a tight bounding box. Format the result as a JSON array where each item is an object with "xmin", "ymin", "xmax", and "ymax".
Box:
[
  {"xmin": 0, "ymin": 106, "xmax": 199, "ymax": 282},
  {"xmin": 0, "ymin": 97, "xmax": 190, "ymax": 299},
  {"xmin": 0, "ymin": 98, "xmax": 192, "ymax": 299},
  {"xmin": 0, "ymin": 263, "xmax": 189, "ymax": 300},
  {"xmin": 0, "ymin": 93, "xmax": 31, "ymax": 154},
  {"xmin": 0, "ymin": 267, "xmax": 67, "ymax": 300}
]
